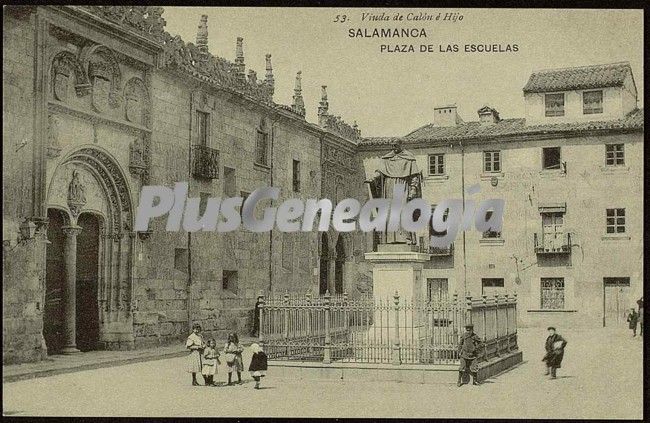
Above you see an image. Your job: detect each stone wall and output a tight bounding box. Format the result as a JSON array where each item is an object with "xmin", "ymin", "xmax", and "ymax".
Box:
[{"xmin": 2, "ymin": 10, "xmax": 47, "ymax": 364}]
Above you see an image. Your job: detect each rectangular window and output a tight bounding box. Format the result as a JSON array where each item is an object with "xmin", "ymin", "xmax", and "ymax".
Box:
[
  {"xmin": 174, "ymin": 248, "xmax": 188, "ymax": 273},
  {"xmin": 545, "ymin": 93, "xmax": 565, "ymax": 117},
  {"xmin": 197, "ymin": 111, "xmax": 209, "ymax": 146},
  {"xmin": 428, "ymin": 154, "xmax": 445, "ymax": 175},
  {"xmin": 224, "ymin": 167, "xmax": 236, "ymax": 198},
  {"xmin": 540, "ymin": 278, "xmax": 565, "ymax": 309},
  {"xmin": 482, "ymin": 210, "xmax": 502, "ymax": 238},
  {"xmin": 292, "ymin": 159, "xmax": 301, "ymax": 192},
  {"xmin": 605, "ymin": 144, "xmax": 624, "ymax": 166},
  {"xmin": 606, "ymin": 208, "xmax": 625, "ymax": 234},
  {"xmin": 483, "ymin": 150, "xmax": 501, "ymax": 173},
  {"xmin": 255, "ymin": 128, "xmax": 269, "ymax": 166},
  {"xmin": 481, "ymin": 278, "xmax": 505, "ymax": 296},
  {"xmin": 542, "ymin": 147, "xmax": 561, "ymax": 170},
  {"xmin": 427, "ymin": 278, "xmax": 448, "ymax": 302},
  {"xmin": 222, "ymin": 270, "xmax": 238, "ymax": 293},
  {"xmin": 583, "ymin": 90, "xmax": 603, "ymax": 114},
  {"xmin": 429, "ymin": 205, "xmax": 449, "ymax": 237}
]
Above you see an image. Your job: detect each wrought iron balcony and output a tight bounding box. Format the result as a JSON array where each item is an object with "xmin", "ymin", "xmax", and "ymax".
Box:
[
  {"xmin": 534, "ymin": 232, "xmax": 571, "ymax": 254},
  {"xmin": 429, "ymin": 243, "xmax": 454, "ymax": 256},
  {"xmin": 191, "ymin": 144, "xmax": 219, "ymax": 180}
]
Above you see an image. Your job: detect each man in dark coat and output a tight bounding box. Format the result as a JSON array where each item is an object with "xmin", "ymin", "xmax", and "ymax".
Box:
[
  {"xmin": 627, "ymin": 309, "xmax": 639, "ymax": 337},
  {"xmin": 457, "ymin": 324, "xmax": 483, "ymax": 386},
  {"xmin": 542, "ymin": 327, "xmax": 567, "ymax": 379}
]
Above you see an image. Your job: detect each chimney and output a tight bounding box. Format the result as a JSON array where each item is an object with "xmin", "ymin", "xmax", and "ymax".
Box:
[
  {"xmin": 196, "ymin": 15, "xmax": 209, "ymax": 58},
  {"xmin": 478, "ymin": 105, "xmax": 500, "ymax": 125},
  {"xmin": 433, "ymin": 104, "xmax": 463, "ymax": 127},
  {"xmin": 264, "ymin": 54, "xmax": 274, "ymax": 96}
]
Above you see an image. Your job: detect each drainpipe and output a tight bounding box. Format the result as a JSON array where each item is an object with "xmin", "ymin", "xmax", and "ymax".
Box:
[
  {"xmin": 460, "ymin": 141, "xmax": 467, "ymax": 295},
  {"xmin": 187, "ymin": 91, "xmax": 194, "ymax": 331},
  {"xmin": 268, "ymin": 118, "xmax": 279, "ymax": 293}
]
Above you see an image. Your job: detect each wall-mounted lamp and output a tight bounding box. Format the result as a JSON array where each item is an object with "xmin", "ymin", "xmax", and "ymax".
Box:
[{"xmin": 19, "ymin": 219, "xmax": 37, "ymax": 241}]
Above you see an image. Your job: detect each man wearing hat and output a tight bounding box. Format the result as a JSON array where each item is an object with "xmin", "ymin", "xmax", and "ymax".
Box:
[
  {"xmin": 542, "ymin": 326, "xmax": 567, "ymax": 379},
  {"xmin": 457, "ymin": 323, "xmax": 483, "ymax": 386}
]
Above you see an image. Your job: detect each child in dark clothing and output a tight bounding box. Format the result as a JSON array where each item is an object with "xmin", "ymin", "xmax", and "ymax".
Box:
[{"xmin": 248, "ymin": 343, "xmax": 268, "ymax": 389}]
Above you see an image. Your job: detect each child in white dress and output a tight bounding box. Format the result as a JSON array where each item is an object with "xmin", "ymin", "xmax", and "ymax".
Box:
[
  {"xmin": 186, "ymin": 323, "xmax": 205, "ymax": 386},
  {"xmin": 202, "ymin": 338, "xmax": 220, "ymax": 386}
]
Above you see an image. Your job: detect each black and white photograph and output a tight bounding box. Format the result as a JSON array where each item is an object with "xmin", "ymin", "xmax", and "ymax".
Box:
[{"xmin": 2, "ymin": 4, "xmax": 645, "ymax": 419}]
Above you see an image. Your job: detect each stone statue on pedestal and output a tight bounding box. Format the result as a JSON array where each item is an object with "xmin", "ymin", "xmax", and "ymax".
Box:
[{"xmin": 364, "ymin": 141, "xmax": 423, "ymax": 245}]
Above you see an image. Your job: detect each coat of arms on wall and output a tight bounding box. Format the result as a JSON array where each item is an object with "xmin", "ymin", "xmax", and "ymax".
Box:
[
  {"xmin": 82, "ymin": 45, "xmax": 122, "ymax": 114},
  {"xmin": 124, "ymin": 77, "xmax": 151, "ymax": 127},
  {"xmin": 51, "ymin": 51, "xmax": 91, "ymax": 102},
  {"xmin": 67, "ymin": 169, "xmax": 87, "ymax": 217}
]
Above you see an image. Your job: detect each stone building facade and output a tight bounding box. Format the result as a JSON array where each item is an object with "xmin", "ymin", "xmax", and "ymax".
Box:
[
  {"xmin": 2, "ymin": 6, "xmax": 369, "ymax": 364},
  {"xmin": 2, "ymin": 6, "xmax": 643, "ymax": 364},
  {"xmin": 359, "ymin": 62, "xmax": 644, "ymax": 329}
]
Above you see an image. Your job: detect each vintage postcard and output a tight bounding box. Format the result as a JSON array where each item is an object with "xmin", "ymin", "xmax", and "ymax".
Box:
[{"xmin": 2, "ymin": 4, "xmax": 644, "ymax": 419}]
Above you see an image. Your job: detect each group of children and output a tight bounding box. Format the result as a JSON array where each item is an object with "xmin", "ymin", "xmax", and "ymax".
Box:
[{"xmin": 186, "ymin": 323, "xmax": 268, "ymax": 389}]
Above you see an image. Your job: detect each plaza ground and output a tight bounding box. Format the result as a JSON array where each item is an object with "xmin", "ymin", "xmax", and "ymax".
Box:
[{"xmin": 2, "ymin": 326, "xmax": 643, "ymax": 418}]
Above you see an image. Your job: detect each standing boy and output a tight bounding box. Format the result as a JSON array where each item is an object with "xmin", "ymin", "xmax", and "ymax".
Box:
[{"xmin": 457, "ymin": 324, "xmax": 483, "ymax": 386}]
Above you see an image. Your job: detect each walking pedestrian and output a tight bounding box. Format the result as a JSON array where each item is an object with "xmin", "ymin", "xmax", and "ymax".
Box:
[
  {"xmin": 202, "ymin": 338, "xmax": 221, "ymax": 386},
  {"xmin": 457, "ymin": 324, "xmax": 483, "ymax": 387},
  {"xmin": 252, "ymin": 297, "xmax": 262, "ymax": 337},
  {"xmin": 248, "ymin": 343, "xmax": 268, "ymax": 389},
  {"xmin": 626, "ymin": 309, "xmax": 639, "ymax": 337},
  {"xmin": 224, "ymin": 332, "xmax": 244, "ymax": 385},
  {"xmin": 542, "ymin": 326, "xmax": 567, "ymax": 379},
  {"xmin": 186, "ymin": 323, "xmax": 205, "ymax": 386}
]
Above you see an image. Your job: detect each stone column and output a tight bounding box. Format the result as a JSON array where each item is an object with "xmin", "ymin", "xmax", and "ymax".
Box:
[{"xmin": 61, "ymin": 225, "xmax": 82, "ymax": 354}]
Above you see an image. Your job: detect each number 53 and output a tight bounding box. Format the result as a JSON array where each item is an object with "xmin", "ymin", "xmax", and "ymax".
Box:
[{"xmin": 333, "ymin": 14, "xmax": 347, "ymax": 23}]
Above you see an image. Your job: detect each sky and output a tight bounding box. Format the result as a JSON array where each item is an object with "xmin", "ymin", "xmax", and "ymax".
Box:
[{"xmin": 163, "ymin": 8, "xmax": 644, "ymax": 137}]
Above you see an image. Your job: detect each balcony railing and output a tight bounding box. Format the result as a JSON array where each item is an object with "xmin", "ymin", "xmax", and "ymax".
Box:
[
  {"xmin": 430, "ymin": 243, "xmax": 453, "ymax": 256},
  {"xmin": 191, "ymin": 144, "xmax": 219, "ymax": 180},
  {"xmin": 534, "ymin": 232, "xmax": 571, "ymax": 254}
]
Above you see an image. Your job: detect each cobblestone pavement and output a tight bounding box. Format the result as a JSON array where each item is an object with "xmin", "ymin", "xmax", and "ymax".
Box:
[{"xmin": 2, "ymin": 327, "xmax": 643, "ymax": 418}]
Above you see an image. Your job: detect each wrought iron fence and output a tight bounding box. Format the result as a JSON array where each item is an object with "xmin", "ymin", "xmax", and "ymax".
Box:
[{"xmin": 259, "ymin": 291, "xmax": 518, "ymax": 365}]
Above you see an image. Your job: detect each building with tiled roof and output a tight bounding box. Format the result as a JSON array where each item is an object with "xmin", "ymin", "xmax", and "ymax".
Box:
[
  {"xmin": 522, "ymin": 62, "xmax": 634, "ymax": 93},
  {"xmin": 359, "ymin": 62, "xmax": 643, "ymax": 330}
]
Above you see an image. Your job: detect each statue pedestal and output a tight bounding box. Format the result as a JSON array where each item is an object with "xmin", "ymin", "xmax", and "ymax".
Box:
[
  {"xmin": 364, "ymin": 243, "xmax": 430, "ymax": 303},
  {"xmin": 363, "ymin": 244, "xmax": 431, "ymax": 363}
]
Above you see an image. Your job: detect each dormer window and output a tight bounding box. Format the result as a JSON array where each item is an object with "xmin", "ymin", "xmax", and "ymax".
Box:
[
  {"xmin": 545, "ymin": 93, "xmax": 565, "ymax": 117},
  {"xmin": 583, "ymin": 90, "xmax": 603, "ymax": 114}
]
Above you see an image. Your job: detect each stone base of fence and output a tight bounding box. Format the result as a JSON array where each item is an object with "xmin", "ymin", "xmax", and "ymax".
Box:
[
  {"xmin": 268, "ymin": 350, "xmax": 523, "ymax": 385},
  {"xmin": 476, "ymin": 349, "xmax": 524, "ymax": 382}
]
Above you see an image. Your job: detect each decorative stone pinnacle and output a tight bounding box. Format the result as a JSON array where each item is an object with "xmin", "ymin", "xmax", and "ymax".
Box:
[
  {"xmin": 265, "ymin": 53, "xmax": 274, "ymax": 95},
  {"xmin": 247, "ymin": 69, "xmax": 257, "ymax": 84},
  {"xmin": 292, "ymin": 71, "xmax": 305, "ymax": 117},
  {"xmin": 318, "ymin": 85, "xmax": 329, "ymax": 117},
  {"xmin": 196, "ymin": 15, "xmax": 208, "ymax": 55},
  {"xmin": 235, "ymin": 37, "xmax": 245, "ymax": 82}
]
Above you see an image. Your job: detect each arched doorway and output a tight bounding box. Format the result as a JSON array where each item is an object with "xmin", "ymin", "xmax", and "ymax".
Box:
[
  {"xmin": 44, "ymin": 146, "xmax": 135, "ymax": 352},
  {"xmin": 319, "ymin": 233, "xmax": 329, "ymax": 295},
  {"xmin": 75, "ymin": 212, "xmax": 102, "ymax": 351},
  {"xmin": 335, "ymin": 235, "xmax": 346, "ymax": 294},
  {"xmin": 44, "ymin": 208, "xmax": 67, "ymax": 354}
]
